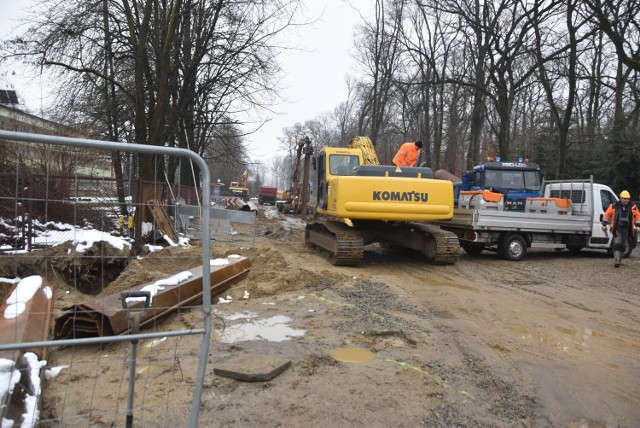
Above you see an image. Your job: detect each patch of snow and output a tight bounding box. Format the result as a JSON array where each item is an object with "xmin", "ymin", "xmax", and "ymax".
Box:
[
  {"xmin": 44, "ymin": 365, "xmax": 69, "ymax": 380},
  {"xmin": 264, "ymin": 208, "xmax": 279, "ymax": 219},
  {"xmin": 4, "ymin": 302, "xmax": 27, "ymax": 319},
  {"xmin": 155, "ymin": 271, "xmax": 193, "ymax": 287},
  {"xmin": 163, "ymin": 235, "xmax": 190, "ymax": 247},
  {"xmin": 125, "ymin": 271, "xmax": 193, "ymax": 304},
  {"xmin": 278, "ymin": 216, "xmax": 307, "ymax": 230},
  {"xmin": 144, "ymin": 337, "xmax": 167, "ymax": 348},
  {"xmin": 0, "ymin": 358, "xmax": 22, "ymax": 421},
  {"xmin": 0, "ymin": 353, "xmax": 46, "ymax": 428},
  {"xmin": 72, "ymin": 230, "xmax": 131, "ymax": 252},
  {"xmin": 5, "ymin": 276, "xmax": 42, "ymax": 306},
  {"xmin": 22, "ymin": 352, "xmax": 46, "ymax": 428},
  {"xmin": 142, "ymin": 222, "xmax": 154, "ymax": 235}
]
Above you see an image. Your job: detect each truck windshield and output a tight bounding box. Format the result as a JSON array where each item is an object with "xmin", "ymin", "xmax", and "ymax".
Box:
[{"xmin": 484, "ymin": 169, "xmax": 540, "ymax": 191}]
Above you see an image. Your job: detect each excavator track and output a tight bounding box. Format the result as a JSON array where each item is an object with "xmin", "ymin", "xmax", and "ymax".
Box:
[
  {"xmin": 305, "ymin": 220, "xmax": 364, "ymax": 266},
  {"xmin": 408, "ymin": 223, "xmax": 461, "ymax": 265}
]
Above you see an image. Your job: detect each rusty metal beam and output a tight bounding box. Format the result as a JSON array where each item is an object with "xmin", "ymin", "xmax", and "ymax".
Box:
[
  {"xmin": 0, "ymin": 277, "xmax": 53, "ymax": 426},
  {"xmin": 0, "ymin": 277, "xmax": 54, "ymax": 360},
  {"xmin": 54, "ymin": 256, "xmax": 251, "ymax": 339}
]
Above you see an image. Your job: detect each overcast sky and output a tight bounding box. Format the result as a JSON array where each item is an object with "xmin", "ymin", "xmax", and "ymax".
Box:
[
  {"xmin": 247, "ymin": 0, "xmax": 370, "ymax": 161},
  {"xmin": 0, "ymin": 0, "xmax": 370, "ymax": 163}
]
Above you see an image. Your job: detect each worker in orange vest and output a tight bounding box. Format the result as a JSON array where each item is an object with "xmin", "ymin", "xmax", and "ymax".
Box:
[
  {"xmin": 291, "ymin": 195, "xmax": 300, "ymax": 214},
  {"xmin": 601, "ymin": 190, "xmax": 640, "ymax": 267},
  {"xmin": 392, "ymin": 141, "xmax": 423, "ymax": 167}
]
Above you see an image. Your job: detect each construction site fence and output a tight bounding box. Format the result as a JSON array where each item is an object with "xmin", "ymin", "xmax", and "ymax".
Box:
[
  {"xmin": 175, "ymin": 204, "xmax": 256, "ymax": 248},
  {"xmin": 0, "ymin": 130, "xmax": 214, "ymax": 427}
]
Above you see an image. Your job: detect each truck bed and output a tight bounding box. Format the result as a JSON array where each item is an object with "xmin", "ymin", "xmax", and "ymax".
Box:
[{"xmin": 438, "ymin": 208, "xmax": 593, "ymax": 235}]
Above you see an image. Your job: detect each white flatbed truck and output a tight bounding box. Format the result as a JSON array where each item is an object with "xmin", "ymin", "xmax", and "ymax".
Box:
[{"xmin": 436, "ymin": 178, "xmax": 636, "ymax": 260}]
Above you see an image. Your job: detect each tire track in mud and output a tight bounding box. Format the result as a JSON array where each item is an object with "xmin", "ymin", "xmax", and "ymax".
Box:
[
  {"xmin": 354, "ymin": 248, "xmax": 542, "ymax": 424},
  {"xmin": 256, "ymin": 212, "xmax": 640, "ymax": 425},
  {"xmin": 261, "ymin": 219, "xmax": 640, "ymax": 423}
]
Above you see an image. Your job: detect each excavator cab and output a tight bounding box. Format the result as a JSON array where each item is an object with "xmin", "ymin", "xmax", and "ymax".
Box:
[
  {"xmin": 315, "ymin": 148, "xmax": 364, "ymax": 210},
  {"xmin": 330, "ymin": 154, "xmax": 359, "ymax": 176}
]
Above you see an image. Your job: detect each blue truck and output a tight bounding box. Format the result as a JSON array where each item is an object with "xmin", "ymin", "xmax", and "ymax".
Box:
[{"xmin": 450, "ymin": 157, "xmax": 543, "ymax": 211}]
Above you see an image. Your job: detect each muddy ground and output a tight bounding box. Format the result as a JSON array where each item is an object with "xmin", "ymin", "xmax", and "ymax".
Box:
[{"xmin": 3, "ymin": 206, "xmax": 640, "ymax": 427}]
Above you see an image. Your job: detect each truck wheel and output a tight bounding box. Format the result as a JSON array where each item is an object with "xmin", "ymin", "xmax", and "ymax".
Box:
[
  {"xmin": 461, "ymin": 243, "xmax": 485, "ymax": 256},
  {"xmin": 499, "ymin": 234, "xmax": 527, "ymax": 261}
]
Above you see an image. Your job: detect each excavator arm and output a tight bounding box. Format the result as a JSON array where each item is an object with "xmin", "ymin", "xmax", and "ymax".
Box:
[{"xmin": 290, "ymin": 138, "xmax": 306, "ymax": 198}]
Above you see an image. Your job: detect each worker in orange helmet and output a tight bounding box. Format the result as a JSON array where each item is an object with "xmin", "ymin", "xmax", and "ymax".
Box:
[
  {"xmin": 392, "ymin": 141, "xmax": 423, "ymax": 167},
  {"xmin": 601, "ymin": 190, "xmax": 640, "ymax": 267}
]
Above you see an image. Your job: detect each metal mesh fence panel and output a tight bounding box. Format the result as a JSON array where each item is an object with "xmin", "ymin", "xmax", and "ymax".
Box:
[
  {"xmin": 0, "ymin": 131, "xmax": 233, "ymax": 427},
  {"xmin": 176, "ymin": 205, "xmax": 256, "ymax": 247}
]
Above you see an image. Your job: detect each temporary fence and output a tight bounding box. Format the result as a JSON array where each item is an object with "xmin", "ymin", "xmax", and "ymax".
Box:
[
  {"xmin": 0, "ymin": 130, "xmax": 237, "ymax": 427},
  {"xmin": 176, "ymin": 204, "xmax": 256, "ymax": 247}
]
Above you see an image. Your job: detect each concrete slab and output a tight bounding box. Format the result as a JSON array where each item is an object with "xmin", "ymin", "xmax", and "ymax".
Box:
[{"xmin": 213, "ymin": 354, "xmax": 291, "ymax": 382}]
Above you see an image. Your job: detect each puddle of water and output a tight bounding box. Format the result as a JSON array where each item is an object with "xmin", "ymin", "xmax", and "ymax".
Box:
[
  {"xmin": 136, "ymin": 360, "xmax": 175, "ymax": 376},
  {"xmin": 555, "ymin": 326, "xmax": 577, "ymax": 337},
  {"xmin": 511, "ymin": 324, "xmax": 637, "ymax": 353},
  {"xmin": 423, "ymin": 278, "xmax": 473, "ymax": 290},
  {"xmin": 330, "ymin": 347, "xmax": 376, "ymax": 363},
  {"xmin": 510, "ymin": 324, "xmax": 569, "ymax": 351},
  {"xmin": 218, "ymin": 314, "xmax": 305, "ymax": 343}
]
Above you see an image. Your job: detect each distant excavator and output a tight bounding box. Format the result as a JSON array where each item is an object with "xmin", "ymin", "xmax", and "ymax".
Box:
[
  {"xmin": 305, "ymin": 136, "xmax": 460, "ymax": 266},
  {"xmin": 229, "ymin": 169, "xmax": 249, "ymax": 201},
  {"xmin": 277, "ymin": 137, "xmax": 313, "ymax": 214}
]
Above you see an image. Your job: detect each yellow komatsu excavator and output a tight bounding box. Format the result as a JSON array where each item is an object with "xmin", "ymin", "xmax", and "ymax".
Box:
[
  {"xmin": 305, "ymin": 136, "xmax": 460, "ymax": 265},
  {"xmin": 229, "ymin": 169, "xmax": 249, "ymax": 201}
]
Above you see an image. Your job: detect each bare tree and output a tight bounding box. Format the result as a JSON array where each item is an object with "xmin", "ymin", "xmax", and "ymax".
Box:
[
  {"xmin": 533, "ymin": 0, "xmax": 581, "ymax": 178},
  {"xmin": 581, "ymin": 0, "xmax": 640, "ymax": 72},
  {"xmin": 3, "ymin": 0, "xmax": 301, "ymax": 179},
  {"xmin": 353, "ymin": 0, "xmax": 404, "ymax": 146}
]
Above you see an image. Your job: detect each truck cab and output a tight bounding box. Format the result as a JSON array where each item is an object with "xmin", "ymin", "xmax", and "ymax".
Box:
[
  {"xmin": 456, "ymin": 158, "xmax": 542, "ymax": 211},
  {"xmin": 544, "ymin": 181, "xmax": 626, "ymax": 252}
]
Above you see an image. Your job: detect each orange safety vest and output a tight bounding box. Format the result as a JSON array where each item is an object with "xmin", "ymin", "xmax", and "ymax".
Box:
[
  {"xmin": 604, "ymin": 202, "xmax": 640, "ymax": 234},
  {"xmin": 393, "ymin": 142, "xmax": 421, "ymax": 167}
]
